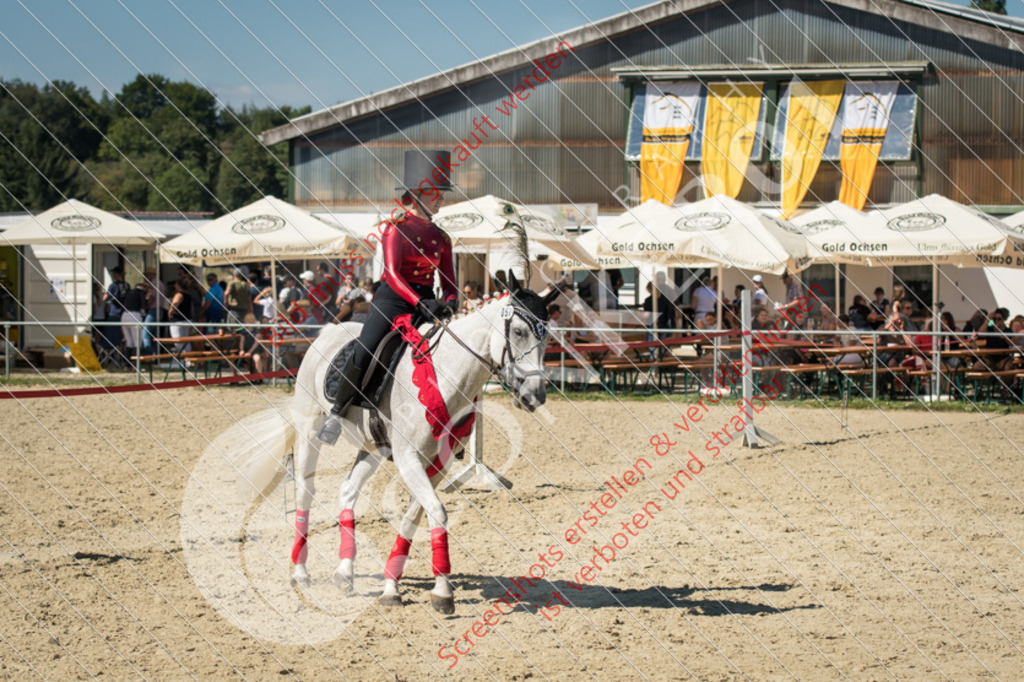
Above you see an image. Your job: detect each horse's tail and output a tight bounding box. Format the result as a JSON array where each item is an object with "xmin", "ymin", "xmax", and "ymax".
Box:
[{"xmin": 204, "ymin": 397, "xmax": 298, "ymax": 505}]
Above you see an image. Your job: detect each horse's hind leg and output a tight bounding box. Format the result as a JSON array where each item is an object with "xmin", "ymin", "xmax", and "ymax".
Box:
[
  {"xmin": 378, "ymin": 498, "xmax": 425, "ymax": 607},
  {"xmin": 290, "ymin": 414, "xmax": 322, "ymax": 586},
  {"xmin": 333, "ymin": 448, "xmax": 384, "ymax": 590}
]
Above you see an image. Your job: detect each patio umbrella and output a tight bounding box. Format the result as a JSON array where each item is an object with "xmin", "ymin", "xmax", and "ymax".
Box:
[
  {"xmin": 160, "ymin": 195, "xmax": 361, "ymax": 266},
  {"xmin": 433, "ymin": 195, "xmax": 597, "ymax": 287},
  {"xmin": 1, "ymin": 198, "xmax": 165, "ymax": 330}
]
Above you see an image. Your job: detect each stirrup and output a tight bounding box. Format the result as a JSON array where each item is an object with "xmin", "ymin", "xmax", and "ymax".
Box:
[{"xmin": 316, "ymin": 414, "xmax": 344, "ymax": 445}]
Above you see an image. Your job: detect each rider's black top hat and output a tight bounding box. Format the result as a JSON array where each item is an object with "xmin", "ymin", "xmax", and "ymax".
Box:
[{"xmin": 396, "ymin": 149, "xmax": 455, "ymax": 192}]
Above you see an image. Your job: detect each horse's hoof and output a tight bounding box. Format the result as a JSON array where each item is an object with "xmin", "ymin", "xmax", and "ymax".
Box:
[
  {"xmin": 332, "ymin": 571, "xmax": 354, "ymax": 591},
  {"xmin": 378, "ymin": 593, "xmax": 404, "ymax": 608},
  {"xmin": 430, "ymin": 593, "xmax": 455, "ymax": 614}
]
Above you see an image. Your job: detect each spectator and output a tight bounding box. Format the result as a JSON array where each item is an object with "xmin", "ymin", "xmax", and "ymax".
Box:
[
  {"xmin": 167, "ymin": 279, "xmax": 197, "ymax": 353},
  {"xmin": 962, "ymin": 309, "xmax": 989, "ymax": 336},
  {"xmin": 898, "ymin": 300, "xmax": 918, "ymax": 332},
  {"xmin": 608, "ymin": 269, "xmax": 624, "ymax": 310},
  {"xmin": 102, "ymin": 266, "xmax": 130, "ymax": 349},
  {"xmin": 493, "ymin": 269, "xmax": 509, "ymax": 294},
  {"xmin": 255, "ymin": 286, "xmax": 276, "ymax": 323},
  {"xmin": 121, "ymin": 282, "xmax": 146, "ymax": 358},
  {"xmin": 691, "ymin": 276, "xmax": 717, "ymax": 319},
  {"xmin": 201, "ymin": 272, "xmax": 226, "ymax": 332},
  {"xmin": 887, "ymin": 284, "xmax": 907, "ymax": 316},
  {"xmin": 461, "ymin": 282, "xmax": 483, "ymax": 314},
  {"xmin": 972, "ymin": 309, "xmax": 1012, "ymax": 371},
  {"xmin": 1009, "ymin": 314, "xmax": 1024, "ymax": 350},
  {"xmin": 225, "ymin": 270, "xmax": 253, "ymax": 325},
  {"xmin": 732, "ymin": 284, "xmax": 746, "ymax": 309},
  {"xmin": 642, "ymin": 282, "xmax": 673, "ymax": 331},
  {"xmin": 236, "ymin": 313, "xmax": 266, "ymax": 382},
  {"xmin": 278, "ymin": 276, "xmax": 301, "ymax": 317},
  {"xmin": 569, "ymin": 312, "xmax": 595, "ymax": 344},
  {"xmin": 775, "ymin": 271, "xmax": 805, "ymax": 327},
  {"xmin": 317, "ymin": 263, "xmax": 341, "ymax": 321},
  {"xmin": 867, "ymin": 287, "xmax": 888, "ymax": 329},
  {"xmin": 143, "ymin": 267, "xmax": 167, "ymax": 355},
  {"xmin": 697, "ymin": 311, "xmax": 718, "ymax": 331},
  {"xmin": 361, "ymin": 279, "xmax": 376, "ymax": 302},
  {"xmin": 831, "ymin": 315, "xmax": 865, "ymax": 366},
  {"xmin": 547, "ymin": 304, "xmax": 565, "ymax": 344},
  {"xmin": 751, "ymin": 274, "xmax": 769, "ymax": 307},
  {"xmin": 847, "ymin": 295, "xmax": 872, "ymax": 330},
  {"xmin": 878, "ymin": 310, "xmax": 913, "ymax": 368},
  {"xmin": 298, "ymin": 270, "xmax": 321, "ymax": 323}
]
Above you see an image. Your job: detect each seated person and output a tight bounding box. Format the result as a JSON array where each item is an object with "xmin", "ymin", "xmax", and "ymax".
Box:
[
  {"xmin": 847, "ymin": 295, "xmax": 872, "ymax": 331},
  {"xmin": 831, "ymin": 315, "xmax": 865, "ymax": 366},
  {"xmin": 971, "ymin": 311, "xmax": 1012, "ymax": 371},
  {"xmin": 569, "ymin": 312, "xmax": 595, "ymax": 344},
  {"xmin": 877, "ymin": 310, "xmax": 913, "ymax": 368}
]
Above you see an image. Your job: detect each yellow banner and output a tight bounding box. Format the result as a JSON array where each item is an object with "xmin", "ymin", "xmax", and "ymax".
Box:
[
  {"xmin": 702, "ymin": 82, "xmax": 763, "ymax": 198},
  {"xmin": 640, "ymin": 83, "xmax": 700, "ymax": 204},
  {"xmin": 781, "ymin": 80, "xmax": 845, "ymax": 218},
  {"xmin": 838, "ymin": 83, "xmax": 898, "ymax": 210}
]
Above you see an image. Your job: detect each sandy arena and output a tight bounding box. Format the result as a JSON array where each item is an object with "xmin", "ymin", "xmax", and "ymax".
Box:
[{"xmin": 2, "ymin": 386, "xmax": 1024, "ymax": 679}]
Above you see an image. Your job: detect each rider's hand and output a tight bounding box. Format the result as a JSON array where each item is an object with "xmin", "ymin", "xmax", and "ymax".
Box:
[
  {"xmin": 444, "ymin": 299, "xmax": 458, "ymax": 317},
  {"xmin": 418, "ymin": 298, "xmax": 451, "ymax": 322}
]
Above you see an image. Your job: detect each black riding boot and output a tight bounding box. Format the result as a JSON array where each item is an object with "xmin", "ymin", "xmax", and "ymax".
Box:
[{"xmin": 316, "ymin": 355, "xmax": 366, "ymax": 445}]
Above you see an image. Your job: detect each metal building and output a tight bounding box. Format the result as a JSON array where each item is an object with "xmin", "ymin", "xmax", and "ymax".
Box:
[{"xmin": 261, "ymin": 0, "xmax": 1024, "ymax": 214}]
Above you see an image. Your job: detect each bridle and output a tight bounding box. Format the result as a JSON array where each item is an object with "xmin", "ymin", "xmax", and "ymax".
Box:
[{"xmin": 432, "ymin": 296, "xmax": 549, "ymax": 390}]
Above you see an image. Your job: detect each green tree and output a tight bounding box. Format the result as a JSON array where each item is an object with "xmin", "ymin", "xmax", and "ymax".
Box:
[
  {"xmin": 215, "ymin": 104, "xmax": 309, "ymax": 210},
  {"xmin": 971, "ymin": 0, "xmax": 1007, "ymax": 14},
  {"xmin": 0, "ymin": 79, "xmax": 105, "ymax": 211},
  {"xmin": 89, "ymin": 74, "xmax": 222, "ymax": 212}
]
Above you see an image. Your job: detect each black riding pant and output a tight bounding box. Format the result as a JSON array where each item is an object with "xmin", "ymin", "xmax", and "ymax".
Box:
[{"xmin": 350, "ymin": 282, "xmax": 432, "ymax": 370}]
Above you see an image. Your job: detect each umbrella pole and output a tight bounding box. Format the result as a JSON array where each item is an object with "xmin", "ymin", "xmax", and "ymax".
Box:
[
  {"xmin": 714, "ymin": 265, "xmax": 722, "ymax": 389},
  {"xmin": 271, "ymin": 259, "xmax": 279, "ymax": 386},
  {"xmin": 834, "ymin": 263, "xmax": 841, "ymax": 315},
  {"xmin": 72, "ymin": 239, "xmax": 80, "ymax": 342},
  {"xmin": 932, "ymin": 264, "xmax": 940, "ymax": 401}
]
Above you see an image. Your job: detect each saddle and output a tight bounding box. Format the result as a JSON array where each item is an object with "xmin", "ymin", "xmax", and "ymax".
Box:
[{"xmin": 324, "ymin": 328, "xmax": 408, "ymax": 409}]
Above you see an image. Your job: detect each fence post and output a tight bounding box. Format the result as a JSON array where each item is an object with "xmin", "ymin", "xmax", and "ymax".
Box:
[
  {"xmin": 4, "ymin": 323, "xmax": 9, "ymax": 380},
  {"xmin": 136, "ymin": 317, "xmax": 143, "ymax": 382}
]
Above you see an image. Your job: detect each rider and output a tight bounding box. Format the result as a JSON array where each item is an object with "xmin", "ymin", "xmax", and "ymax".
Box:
[{"xmin": 317, "ymin": 149, "xmax": 459, "ymax": 444}]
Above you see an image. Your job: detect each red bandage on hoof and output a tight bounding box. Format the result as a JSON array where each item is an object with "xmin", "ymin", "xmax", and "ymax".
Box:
[
  {"xmin": 431, "ymin": 528, "xmax": 451, "ymax": 576},
  {"xmin": 339, "ymin": 509, "xmax": 356, "ymax": 560},
  {"xmin": 291, "ymin": 511, "xmax": 309, "ymax": 564},
  {"xmin": 385, "ymin": 535, "xmax": 413, "ymax": 582}
]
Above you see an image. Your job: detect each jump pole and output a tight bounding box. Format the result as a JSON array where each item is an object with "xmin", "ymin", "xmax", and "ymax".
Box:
[
  {"xmin": 740, "ymin": 289, "xmax": 780, "ymax": 448},
  {"xmin": 442, "ymin": 398, "xmax": 513, "ymax": 492}
]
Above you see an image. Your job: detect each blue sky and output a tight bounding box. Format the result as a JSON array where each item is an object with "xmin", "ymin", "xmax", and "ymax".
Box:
[{"xmin": 1, "ymin": 0, "xmax": 1020, "ymax": 111}]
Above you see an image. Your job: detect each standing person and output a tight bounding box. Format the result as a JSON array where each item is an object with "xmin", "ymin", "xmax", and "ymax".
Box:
[
  {"xmin": 142, "ymin": 268, "xmax": 167, "ymax": 355},
  {"xmin": 776, "ymin": 271, "xmax": 805, "ymax": 327},
  {"xmin": 867, "ymin": 287, "xmax": 889, "ymax": 329},
  {"xmin": 121, "ymin": 282, "xmax": 146, "ymax": 358},
  {"xmin": 102, "ymin": 266, "xmax": 130, "ymax": 350},
  {"xmin": 236, "ymin": 313, "xmax": 266, "ymax": 381},
  {"xmin": 317, "ymin": 262, "xmax": 341, "ymax": 322},
  {"xmin": 225, "ymin": 270, "xmax": 253, "ymax": 325},
  {"xmin": 691, "ymin": 275, "xmax": 717, "ymax": 320},
  {"xmin": 317, "ymin": 149, "xmax": 459, "ymax": 444},
  {"xmin": 201, "ymin": 272, "xmax": 226, "ymax": 333},
  {"xmin": 167, "ymin": 279, "xmax": 196, "ymax": 353},
  {"xmin": 751, "ymin": 274, "xmax": 769, "ymax": 307},
  {"xmin": 732, "ymin": 284, "xmax": 745, "ymax": 309}
]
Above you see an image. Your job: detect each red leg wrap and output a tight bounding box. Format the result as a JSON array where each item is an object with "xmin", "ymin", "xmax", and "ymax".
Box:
[
  {"xmin": 385, "ymin": 535, "xmax": 413, "ymax": 582},
  {"xmin": 339, "ymin": 509, "xmax": 356, "ymax": 560},
  {"xmin": 291, "ymin": 511, "xmax": 309, "ymax": 564},
  {"xmin": 431, "ymin": 527, "xmax": 451, "ymax": 576}
]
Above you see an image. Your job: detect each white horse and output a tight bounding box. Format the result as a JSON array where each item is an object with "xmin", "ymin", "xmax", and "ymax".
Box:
[{"xmin": 240, "ymin": 274, "xmax": 557, "ymax": 614}]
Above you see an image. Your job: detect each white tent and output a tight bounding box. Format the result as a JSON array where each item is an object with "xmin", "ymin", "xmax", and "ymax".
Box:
[
  {"xmin": 160, "ymin": 195, "xmax": 361, "ymax": 266},
  {"xmin": 1, "ymin": 199, "xmax": 165, "ymax": 330},
  {"xmin": 433, "ymin": 195, "xmax": 597, "ymax": 279},
  {"xmin": 597, "ymin": 195, "xmax": 811, "ymax": 275}
]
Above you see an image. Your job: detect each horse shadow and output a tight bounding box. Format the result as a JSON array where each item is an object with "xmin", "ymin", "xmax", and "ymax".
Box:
[{"xmin": 400, "ymin": 574, "xmax": 817, "ymax": 616}]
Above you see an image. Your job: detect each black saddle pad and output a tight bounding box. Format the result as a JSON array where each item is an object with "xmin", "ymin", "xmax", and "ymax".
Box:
[{"xmin": 324, "ymin": 329, "xmax": 409, "ymax": 408}]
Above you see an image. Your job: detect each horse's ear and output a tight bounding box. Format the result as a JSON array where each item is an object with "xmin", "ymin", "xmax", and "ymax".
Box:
[
  {"xmin": 508, "ymin": 270, "xmax": 520, "ymax": 293},
  {"xmin": 541, "ymin": 287, "xmax": 560, "ymax": 306}
]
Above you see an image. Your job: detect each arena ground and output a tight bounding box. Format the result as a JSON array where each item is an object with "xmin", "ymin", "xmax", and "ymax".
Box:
[{"xmin": 2, "ymin": 386, "xmax": 1023, "ymax": 679}]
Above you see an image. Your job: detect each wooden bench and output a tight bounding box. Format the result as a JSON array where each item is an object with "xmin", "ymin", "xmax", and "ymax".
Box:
[
  {"xmin": 132, "ymin": 333, "xmax": 240, "ymax": 381},
  {"xmin": 963, "ymin": 370, "xmax": 1023, "ymax": 404}
]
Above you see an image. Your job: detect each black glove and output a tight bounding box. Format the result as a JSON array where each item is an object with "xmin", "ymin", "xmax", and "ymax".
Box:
[
  {"xmin": 445, "ymin": 299, "xmax": 458, "ymax": 316},
  {"xmin": 417, "ymin": 298, "xmax": 451, "ymax": 322}
]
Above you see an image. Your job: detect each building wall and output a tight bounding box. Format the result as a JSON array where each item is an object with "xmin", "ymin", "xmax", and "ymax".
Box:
[{"xmin": 291, "ymin": 0, "xmax": 1024, "ymax": 211}]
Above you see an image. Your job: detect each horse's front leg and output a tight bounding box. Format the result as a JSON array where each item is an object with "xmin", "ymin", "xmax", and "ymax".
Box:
[
  {"xmin": 378, "ymin": 497, "xmax": 425, "ymax": 607},
  {"xmin": 394, "ymin": 444, "xmax": 454, "ymax": 614},
  {"xmin": 333, "ymin": 448, "xmax": 384, "ymax": 590}
]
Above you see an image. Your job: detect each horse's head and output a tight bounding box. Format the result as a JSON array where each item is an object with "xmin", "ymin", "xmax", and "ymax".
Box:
[{"xmin": 493, "ymin": 271, "xmax": 560, "ymax": 412}]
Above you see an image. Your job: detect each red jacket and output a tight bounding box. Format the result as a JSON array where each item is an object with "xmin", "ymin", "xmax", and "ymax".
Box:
[{"xmin": 380, "ymin": 212, "xmax": 458, "ymax": 306}]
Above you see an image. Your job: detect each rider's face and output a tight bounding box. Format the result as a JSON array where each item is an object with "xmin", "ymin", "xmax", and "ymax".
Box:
[{"xmin": 415, "ymin": 190, "xmax": 446, "ymax": 217}]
